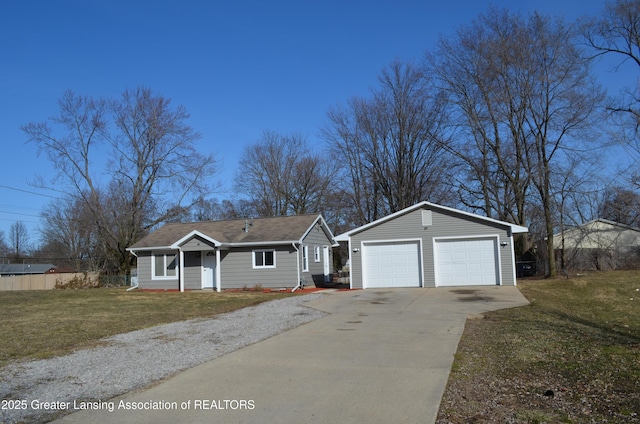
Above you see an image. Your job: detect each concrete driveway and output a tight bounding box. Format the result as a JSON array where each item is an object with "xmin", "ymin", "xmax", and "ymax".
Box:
[{"xmin": 56, "ymin": 287, "xmax": 529, "ymax": 424}]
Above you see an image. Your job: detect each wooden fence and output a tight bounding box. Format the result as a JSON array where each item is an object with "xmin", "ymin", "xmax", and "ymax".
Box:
[{"xmin": 0, "ymin": 272, "xmax": 100, "ymax": 291}]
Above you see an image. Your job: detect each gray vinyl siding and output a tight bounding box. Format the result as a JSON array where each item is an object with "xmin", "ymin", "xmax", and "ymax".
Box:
[
  {"xmin": 137, "ymin": 251, "xmax": 153, "ymax": 289},
  {"xmin": 183, "ymin": 251, "xmax": 202, "ymax": 289},
  {"xmin": 350, "ymin": 206, "xmax": 516, "ymax": 289},
  {"xmin": 138, "ymin": 246, "xmax": 300, "ymax": 290},
  {"xmin": 220, "ymin": 245, "xmax": 299, "ymax": 289},
  {"xmin": 301, "ymin": 226, "xmax": 333, "ymax": 287},
  {"xmin": 137, "ymin": 250, "xmax": 180, "ymax": 290}
]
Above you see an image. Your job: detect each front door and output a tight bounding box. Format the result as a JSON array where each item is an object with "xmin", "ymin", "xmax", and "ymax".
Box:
[
  {"xmin": 323, "ymin": 245, "xmax": 331, "ymax": 283},
  {"xmin": 202, "ymin": 251, "xmax": 216, "ymax": 289}
]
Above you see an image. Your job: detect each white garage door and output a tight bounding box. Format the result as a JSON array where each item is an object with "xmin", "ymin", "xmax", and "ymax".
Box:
[
  {"xmin": 363, "ymin": 241, "xmax": 421, "ymax": 288},
  {"xmin": 435, "ymin": 238, "xmax": 499, "ymax": 286}
]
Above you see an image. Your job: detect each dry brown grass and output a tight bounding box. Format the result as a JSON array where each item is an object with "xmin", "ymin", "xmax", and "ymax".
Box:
[
  {"xmin": 437, "ymin": 270, "xmax": 640, "ymax": 424},
  {"xmin": 0, "ymin": 288, "xmax": 294, "ymax": 368}
]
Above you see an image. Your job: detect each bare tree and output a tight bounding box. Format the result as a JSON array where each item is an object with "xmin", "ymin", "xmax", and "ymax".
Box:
[
  {"xmin": 524, "ymin": 13, "xmax": 606, "ymax": 277},
  {"xmin": 9, "ymin": 221, "xmax": 29, "ymax": 260},
  {"xmin": 324, "ymin": 100, "xmax": 383, "ymax": 225},
  {"xmin": 430, "ymin": 9, "xmax": 605, "ymax": 277},
  {"xmin": 599, "ymin": 185, "xmax": 640, "ymax": 226},
  {"xmin": 235, "ymin": 131, "xmax": 334, "ymax": 217},
  {"xmin": 40, "ymin": 196, "xmax": 104, "ymax": 272},
  {"xmin": 429, "ymin": 10, "xmax": 532, "ymax": 226},
  {"xmin": 170, "ymin": 197, "xmax": 257, "ymax": 222},
  {"xmin": 323, "ymin": 60, "xmax": 454, "ymax": 225},
  {"xmin": 0, "ymin": 230, "xmax": 10, "ymax": 260},
  {"xmin": 581, "ymin": 0, "xmax": 640, "ymax": 184},
  {"xmin": 582, "ymin": 0, "xmax": 640, "ymax": 125},
  {"xmin": 22, "ymin": 87, "xmax": 217, "ymax": 274}
]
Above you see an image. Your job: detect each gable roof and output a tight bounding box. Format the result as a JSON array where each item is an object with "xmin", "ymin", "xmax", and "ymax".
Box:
[
  {"xmin": 553, "ymin": 218, "xmax": 640, "ymax": 249},
  {"xmin": 336, "ymin": 201, "xmax": 528, "ymax": 241},
  {"xmin": 555, "ymin": 218, "xmax": 640, "ymax": 236},
  {"xmin": 0, "ymin": 263, "xmax": 57, "ymax": 275},
  {"xmin": 128, "ymin": 214, "xmax": 336, "ymax": 251}
]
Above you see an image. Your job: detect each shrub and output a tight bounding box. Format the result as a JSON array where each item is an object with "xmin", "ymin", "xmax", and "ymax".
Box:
[{"xmin": 55, "ymin": 273, "xmax": 99, "ymax": 289}]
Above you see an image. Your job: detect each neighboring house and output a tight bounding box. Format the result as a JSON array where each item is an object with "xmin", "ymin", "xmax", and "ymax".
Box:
[
  {"xmin": 127, "ymin": 214, "xmax": 337, "ymax": 292},
  {"xmin": 0, "ymin": 263, "xmax": 58, "ymax": 276},
  {"xmin": 553, "ymin": 218, "xmax": 640, "ymax": 270},
  {"xmin": 336, "ymin": 201, "xmax": 528, "ymax": 289}
]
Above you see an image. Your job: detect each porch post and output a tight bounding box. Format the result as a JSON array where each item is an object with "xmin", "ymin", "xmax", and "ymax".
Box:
[
  {"xmin": 179, "ymin": 249, "xmax": 185, "ymax": 292},
  {"xmin": 215, "ymin": 248, "xmax": 221, "ymax": 292}
]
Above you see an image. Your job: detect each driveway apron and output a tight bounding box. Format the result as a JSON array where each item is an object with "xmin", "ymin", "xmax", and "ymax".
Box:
[{"xmin": 55, "ymin": 287, "xmax": 529, "ymax": 424}]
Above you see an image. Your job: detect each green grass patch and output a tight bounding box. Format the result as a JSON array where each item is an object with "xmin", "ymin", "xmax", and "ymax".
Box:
[
  {"xmin": 437, "ymin": 270, "xmax": 640, "ymax": 423},
  {"xmin": 0, "ymin": 288, "xmax": 294, "ymax": 368}
]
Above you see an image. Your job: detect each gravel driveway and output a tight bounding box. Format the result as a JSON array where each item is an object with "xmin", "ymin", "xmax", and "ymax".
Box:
[{"xmin": 0, "ymin": 293, "xmax": 326, "ymax": 424}]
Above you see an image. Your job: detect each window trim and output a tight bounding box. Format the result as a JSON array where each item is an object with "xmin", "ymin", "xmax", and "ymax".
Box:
[
  {"xmin": 314, "ymin": 245, "xmax": 321, "ymax": 262},
  {"xmin": 253, "ymin": 249, "xmax": 276, "ymax": 269},
  {"xmin": 302, "ymin": 245, "xmax": 309, "ymax": 272},
  {"xmin": 152, "ymin": 252, "xmax": 178, "ymax": 280}
]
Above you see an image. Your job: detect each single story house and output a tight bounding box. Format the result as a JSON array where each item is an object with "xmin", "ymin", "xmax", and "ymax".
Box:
[
  {"xmin": 553, "ymin": 218, "xmax": 640, "ymax": 251},
  {"xmin": 336, "ymin": 201, "xmax": 528, "ymax": 289},
  {"xmin": 127, "ymin": 214, "xmax": 337, "ymax": 292},
  {"xmin": 0, "ymin": 263, "xmax": 58, "ymax": 276},
  {"xmin": 553, "ymin": 218, "xmax": 640, "ymax": 270}
]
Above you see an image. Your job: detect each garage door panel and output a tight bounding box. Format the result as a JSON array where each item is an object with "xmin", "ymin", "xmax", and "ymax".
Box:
[
  {"xmin": 363, "ymin": 241, "xmax": 421, "ymax": 288},
  {"xmin": 436, "ymin": 238, "xmax": 499, "ymax": 286}
]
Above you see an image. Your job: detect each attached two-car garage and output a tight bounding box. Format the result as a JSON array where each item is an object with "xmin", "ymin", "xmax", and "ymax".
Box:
[{"xmin": 337, "ymin": 202, "xmax": 528, "ymax": 289}]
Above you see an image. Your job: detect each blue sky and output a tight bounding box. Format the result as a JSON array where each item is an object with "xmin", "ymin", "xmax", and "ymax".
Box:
[{"xmin": 0, "ymin": 0, "xmax": 633, "ymax": 247}]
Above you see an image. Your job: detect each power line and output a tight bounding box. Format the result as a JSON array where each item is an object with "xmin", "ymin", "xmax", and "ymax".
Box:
[
  {"xmin": 0, "ymin": 203, "xmax": 42, "ymax": 211},
  {"xmin": 0, "ymin": 184, "xmax": 59, "ymax": 199},
  {"xmin": 0, "ymin": 210, "xmax": 41, "ymax": 218},
  {"xmin": 0, "ymin": 217, "xmax": 39, "ymax": 224}
]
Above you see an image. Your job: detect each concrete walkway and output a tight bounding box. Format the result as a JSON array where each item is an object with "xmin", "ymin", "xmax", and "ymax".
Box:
[{"xmin": 55, "ymin": 287, "xmax": 529, "ymax": 424}]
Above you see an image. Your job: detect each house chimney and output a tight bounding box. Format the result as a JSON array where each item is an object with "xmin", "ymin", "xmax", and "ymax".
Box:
[{"xmin": 244, "ymin": 219, "xmax": 250, "ymax": 233}]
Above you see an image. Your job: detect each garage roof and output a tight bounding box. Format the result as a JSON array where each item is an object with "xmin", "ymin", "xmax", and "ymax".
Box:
[{"xmin": 336, "ymin": 201, "xmax": 529, "ymax": 241}]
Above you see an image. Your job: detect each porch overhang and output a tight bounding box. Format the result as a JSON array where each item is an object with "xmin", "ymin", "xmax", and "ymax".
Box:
[{"xmin": 172, "ymin": 230, "xmax": 222, "ymax": 249}]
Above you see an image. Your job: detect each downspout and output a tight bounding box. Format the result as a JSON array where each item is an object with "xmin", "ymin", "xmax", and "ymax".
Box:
[
  {"xmin": 347, "ymin": 237, "xmax": 353, "ymax": 289},
  {"xmin": 291, "ymin": 242, "xmax": 302, "ymax": 292},
  {"xmin": 509, "ymin": 229, "xmax": 517, "ymax": 286},
  {"xmin": 127, "ymin": 250, "xmax": 139, "ymax": 291}
]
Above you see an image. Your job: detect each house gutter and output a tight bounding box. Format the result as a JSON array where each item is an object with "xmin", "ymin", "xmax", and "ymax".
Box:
[{"xmin": 225, "ymin": 240, "xmax": 299, "ymax": 248}]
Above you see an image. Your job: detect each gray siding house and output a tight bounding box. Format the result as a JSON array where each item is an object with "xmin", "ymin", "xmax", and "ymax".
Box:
[
  {"xmin": 128, "ymin": 214, "xmax": 337, "ymax": 291},
  {"xmin": 336, "ymin": 202, "xmax": 528, "ymax": 289}
]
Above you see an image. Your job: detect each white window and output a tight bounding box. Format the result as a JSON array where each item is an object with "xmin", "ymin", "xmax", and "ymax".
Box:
[
  {"xmin": 253, "ymin": 250, "xmax": 276, "ymax": 268},
  {"xmin": 314, "ymin": 246, "xmax": 321, "ymax": 262},
  {"xmin": 302, "ymin": 245, "xmax": 309, "ymax": 272},
  {"xmin": 153, "ymin": 252, "xmax": 178, "ymax": 279}
]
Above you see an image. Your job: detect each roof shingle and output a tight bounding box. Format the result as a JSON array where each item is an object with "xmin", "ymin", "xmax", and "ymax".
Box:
[{"xmin": 129, "ymin": 215, "xmax": 324, "ymax": 249}]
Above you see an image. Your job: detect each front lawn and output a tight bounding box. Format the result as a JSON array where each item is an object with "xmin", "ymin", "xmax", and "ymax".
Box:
[
  {"xmin": 0, "ymin": 288, "xmax": 293, "ymax": 368},
  {"xmin": 437, "ymin": 270, "xmax": 640, "ymax": 423}
]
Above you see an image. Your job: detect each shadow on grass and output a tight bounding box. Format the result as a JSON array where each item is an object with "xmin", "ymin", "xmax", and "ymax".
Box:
[{"xmin": 542, "ymin": 307, "xmax": 640, "ymax": 344}]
